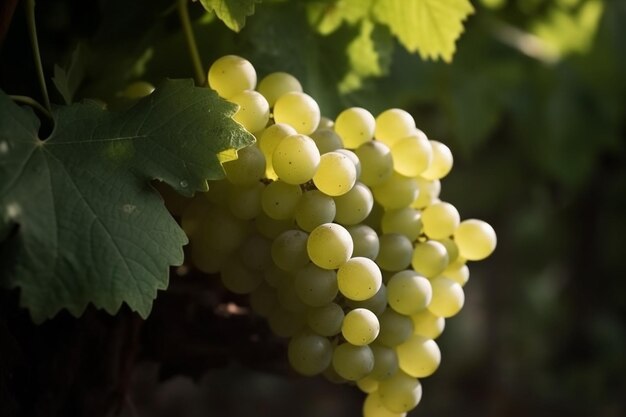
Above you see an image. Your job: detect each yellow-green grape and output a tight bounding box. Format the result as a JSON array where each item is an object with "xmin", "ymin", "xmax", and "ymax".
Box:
[
  {"xmin": 376, "ymin": 234, "xmax": 413, "ymax": 272},
  {"xmin": 411, "ymin": 177, "xmax": 441, "ymax": 209},
  {"xmin": 307, "ymin": 223, "xmax": 353, "ymax": 269},
  {"xmin": 386, "ymin": 270, "xmax": 432, "ymax": 315},
  {"xmin": 220, "ymin": 258, "xmax": 263, "ymax": 294},
  {"xmin": 420, "ymin": 140, "xmax": 453, "ymax": 180},
  {"xmin": 195, "ymin": 206, "xmax": 248, "ymax": 254},
  {"xmin": 332, "ymin": 343, "xmax": 375, "ymax": 381},
  {"xmin": 230, "ymin": 90, "xmax": 270, "ymax": 133},
  {"xmin": 222, "ymin": 145, "xmax": 266, "ymax": 186},
  {"xmin": 370, "ymin": 344, "xmax": 399, "ymax": 380},
  {"xmin": 208, "ymin": 55, "xmax": 257, "ymax": 99},
  {"xmin": 421, "ymin": 202, "xmax": 460, "ymax": 239},
  {"xmin": 264, "ymin": 263, "xmax": 291, "ymax": 288},
  {"xmin": 261, "ymin": 180, "xmax": 302, "ymax": 219},
  {"xmin": 313, "ymin": 151, "xmax": 357, "ymax": 196},
  {"xmin": 428, "ymin": 276, "xmax": 465, "ymax": 317},
  {"xmin": 376, "ymin": 309, "xmax": 414, "ymax": 347},
  {"xmin": 323, "ymin": 364, "xmax": 348, "ymax": 384},
  {"xmin": 381, "ymin": 208, "xmax": 423, "ymax": 242},
  {"xmin": 347, "ymin": 224, "xmax": 380, "ymax": 260},
  {"xmin": 227, "ymin": 182, "xmax": 264, "ymax": 220},
  {"xmin": 271, "ymin": 229, "xmax": 309, "ymax": 272},
  {"xmin": 249, "ymin": 283, "xmax": 278, "ymax": 317},
  {"xmin": 238, "ymin": 234, "xmax": 272, "ymax": 272},
  {"xmin": 390, "ymin": 131, "xmax": 433, "ymax": 177},
  {"xmin": 257, "ymin": 71, "xmax": 303, "ymax": 107},
  {"xmin": 355, "ymin": 141, "xmax": 393, "ymax": 187},
  {"xmin": 119, "ymin": 81, "xmax": 155, "ymax": 99},
  {"xmin": 287, "ymin": 331, "xmax": 333, "ymax": 376},
  {"xmin": 454, "ymin": 219, "xmax": 497, "ymax": 260},
  {"xmin": 334, "ymin": 182, "xmax": 374, "ymax": 224},
  {"xmin": 363, "ymin": 391, "xmax": 407, "ymax": 417},
  {"xmin": 273, "ymin": 91, "xmax": 321, "ymax": 135},
  {"xmin": 268, "ymin": 307, "xmax": 306, "ymax": 337},
  {"xmin": 276, "ymin": 278, "xmax": 308, "ymax": 313},
  {"xmin": 272, "ymin": 134, "xmax": 320, "ymax": 185},
  {"xmin": 295, "ymin": 190, "xmax": 336, "ymax": 232},
  {"xmin": 307, "ymin": 302, "xmax": 344, "ymax": 336},
  {"xmin": 317, "ymin": 116, "xmax": 335, "ymax": 130},
  {"xmin": 335, "ymin": 148, "xmax": 362, "ymax": 179},
  {"xmin": 342, "ymin": 308, "xmax": 380, "ymax": 345},
  {"xmin": 346, "ymin": 283, "xmax": 387, "ymax": 316},
  {"xmin": 334, "ymin": 107, "xmax": 375, "ymax": 149},
  {"xmin": 372, "ymin": 174, "xmax": 419, "ymax": 210},
  {"xmin": 396, "ymin": 335, "xmax": 441, "ymax": 378},
  {"xmin": 294, "ymin": 263, "xmax": 338, "ymax": 307},
  {"xmin": 255, "ymin": 211, "xmax": 295, "ymax": 239},
  {"xmin": 357, "ymin": 375, "xmax": 380, "ymax": 394},
  {"xmin": 411, "ymin": 240, "xmax": 449, "ymax": 278},
  {"xmin": 442, "ymin": 263, "xmax": 470, "ymax": 286},
  {"xmin": 257, "ymin": 123, "xmax": 297, "ymax": 180},
  {"xmin": 436, "ymin": 237, "xmax": 460, "ymax": 265},
  {"xmin": 410, "ymin": 309, "xmax": 445, "ymax": 339},
  {"xmin": 337, "ymin": 257, "xmax": 382, "ymax": 301},
  {"xmin": 310, "ymin": 128, "xmax": 344, "ymax": 154},
  {"xmin": 190, "ymin": 236, "xmax": 223, "ymax": 273},
  {"xmin": 374, "ymin": 108, "xmax": 416, "ymax": 148},
  {"xmin": 378, "ymin": 371, "xmax": 422, "ymax": 413}
]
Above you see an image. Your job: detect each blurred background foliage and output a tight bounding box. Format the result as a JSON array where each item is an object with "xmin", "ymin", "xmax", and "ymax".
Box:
[{"xmin": 1, "ymin": 0, "xmax": 624, "ymax": 416}]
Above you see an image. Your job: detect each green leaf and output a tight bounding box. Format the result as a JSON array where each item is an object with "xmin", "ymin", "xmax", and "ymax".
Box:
[
  {"xmin": 52, "ymin": 44, "xmax": 86, "ymax": 105},
  {"xmin": 0, "ymin": 80, "xmax": 254, "ymax": 322},
  {"xmin": 307, "ymin": 0, "xmax": 373, "ymax": 35},
  {"xmin": 199, "ymin": 0, "xmax": 261, "ymax": 32},
  {"xmin": 372, "ymin": 0, "xmax": 474, "ymax": 62}
]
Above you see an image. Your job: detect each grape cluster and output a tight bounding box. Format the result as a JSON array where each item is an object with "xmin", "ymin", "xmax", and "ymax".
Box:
[{"xmin": 182, "ymin": 55, "xmax": 496, "ymax": 417}]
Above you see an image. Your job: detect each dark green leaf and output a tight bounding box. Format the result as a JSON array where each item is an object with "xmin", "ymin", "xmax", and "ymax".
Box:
[
  {"xmin": 199, "ymin": 0, "xmax": 261, "ymax": 32},
  {"xmin": 52, "ymin": 44, "xmax": 86, "ymax": 105}
]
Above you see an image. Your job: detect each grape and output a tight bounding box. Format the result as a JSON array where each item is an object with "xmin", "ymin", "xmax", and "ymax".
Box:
[
  {"xmin": 411, "ymin": 241, "xmax": 449, "ymax": 278},
  {"xmin": 357, "ymin": 375, "xmax": 379, "ymax": 394},
  {"xmin": 386, "ymin": 270, "xmax": 432, "ymax": 315},
  {"xmin": 378, "ymin": 371, "xmax": 422, "ymax": 413},
  {"xmin": 307, "ymin": 302, "xmax": 344, "ymax": 336},
  {"xmin": 307, "ymin": 223, "xmax": 353, "ymax": 269},
  {"xmin": 294, "ymin": 263, "xmax": 339, "ymax": 306},
  {"xmin": 454, "ymin": 219, "xmax": 497, "ymax": 260},
  {"xmin": 436, "ymin": 237, "xmax": 460, "ymax": 264},
  {"xmin": 335, "ymin": 148, "xmax": 362, "ymax": 178},
  {"xmin": 363, "ymin": 391, "xmax": 407, "ymax": 417},
  {"xmin": 332, "ymin": 343, "xmax": 375, "ymax": 381},
  {"xmin": 222, "ymin": 144, "xmax": 266, "ymax": 186},
  {"xmin": 189, "ymin": 236, "xmax": 223, "ymax": 273},
  {"xmin": 295, "ymin": 190, "xmax": 336, "ymax": 232},
  {"xmin": 376, "ymin": 234, "xmax": 413, "ymax": 272},
  {"xmin": 411, "ymin": 177, "xmax": 441, "ymax": 209},
  {"xmin": 442, "ymin": 263, "xmax": 470, "ymax": 286},
  {"xmin": 263, "ymin": 263, "xmax": 291, "ymax": 288},
  {"xmin": 420, "ymin": 140, "xmax": 453, "ymax": 180},
  {"xmin": 119, "ymin": 81, "xmax": 155, "ymax": 99},
  {"xmin": 220, "ymin": 257, "xmax": 263, "ymax": 294},
  {"xmin": 268, "ymin": 307, "xmax": 306, "ymax": 337},
  {"xmin": 346, "ymin": 283, "xmax": 387, "ymax": 316},
  {"xmin": 288, "ymin": 331, "xmax": 333, "ymax": 376},
  {"xmin": 313, "ymin": 151, "xmax": 358, "ymax": 196},
  {"xmin": 257, "ymin": 123, "xmax": 297, "ymax": 180},
  {"xmin": 376, "ymin": 309, "xmax": 414, "ymax": 347},
  {"xmin": 428, "ymin": 276, "xmax": 465, "ymax": 318},
  {"xmin": 238, "ymin": 234, "xmax": 272, "ymax": 271},
  {"xmin": 381, "ymin": 208, "xmax": 423, "ymax": 242},
  {"xmin": 371, "ymin": 173, "xmax": 419, "ymax": 210},
  {"xmin": 396, "ymin": 335, "xmax": 441, "ymax": 378},
  {"xmin": 261, "ymin": 180, "xmax": 302, "ymax": 220},
  {"xmin": 334, "ymin": 182, "xmax": 374, "ymax": 224},
  {"xmin": 334, "ymin": 107, "xmax": 375, "ymax": 149},
  {"xmin": 230, "ymin": 90, "xmax": 270, "ymax": 133},
  {"xmin": 342, "ymin": 308, "xmax": 380, "ymax": 345},
  {"xmin": 271, "ymin": 229, "xmax": 309, "ymax": 271},
  {"xmin": 249, "ymin": 283, "xmax": 278, "ymax": 317},
  {"xmin": 272, "ymin": 134, "xmax": 320, "ymax": 185},
  {"xmin": 390, "ymin": 131, "xmax": 432, "ymax": 177},
  {"xmin": 421, "ymin": 202, "xmax": 460, "ymax": 239},
  {"xmin": 227, "ymin": 182, "xmax": 264, "ymax": 220},
  {"xmin": 337, "ymin": 257, "xmax": 382, "ymax": 301},
  {"xmin": 347, "ymin": 224, "xmax": 380, "ymax": 260},
  {"xmin": 374, "ymin": 108, "xmax": 416, "ymax": 148},
  {"xmin": 255, "ymin": 211, "xmax": 295, "ymax": 239},
  {"xmin": 370, "ymin": 344, "xmax": 400, "ymax": 380},
  {"xmin": 208, "ymin": 55, "xmax": 256, "ymax": 99},
  {"xmin": 317, "ymin": 116, "xmax": 335, "ymax": 130},
  {"xmin": 273, "ymin": 91, "xmax": 321, "ymax": 135},
  {"xmin": 257, "ymin": 71, "xmax": 303, "ymax": 107},
  {"xmin": 276, "ymin": 279, "xmax": 308, "ymax": 313},
  {"xmin": 355, "ymin": 141, "xmax": 393, "ymax": 187},
  {"xmin": 311, "ymin": 128, "xmax": 344, "ymax": 154},
  {"xmin": 410, "ymin": 309, "xmax": 445, "ymax": 339}
]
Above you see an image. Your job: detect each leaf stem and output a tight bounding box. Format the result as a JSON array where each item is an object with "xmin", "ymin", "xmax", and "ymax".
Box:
[
  {"xmin": 177, "ymin": 0, "xmax": 205, "ymax": 86},
  {"xmin": 10, "ymin": 95, "xmax": 52, "ymax": 119},
  {"xmin": 24, "ymin": 0, "xmax": 51, "ymax": 113}
]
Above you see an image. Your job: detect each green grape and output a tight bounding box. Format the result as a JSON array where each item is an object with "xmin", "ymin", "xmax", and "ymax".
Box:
[
  {"xmin": 370, "ymin": 344, "xmax": 399, "ymax": 380},
  {"xmin": 410, "ymin": 309, "xmax": 445, "ymax": 339},
  {"xmin": 411, "ymin": 177, "xmax": 441, "ymax": 209},
  {"xmin": 428, "ymin": 276, "xmax": 465, "ymax": 318},
  {"xmin": 190, "ymin": 236, "xmax": 223, "ymax": 273},
  {"xmin": 337, "ymin": 257, "xmax": 382, "ymax": 301},
  {"xmin": 220, "ymin": 258, "xmax": 263, "ymax": 294},
  {"xmin": 363, "ymin": 202, "xmax": 384, "ymax": 232},
  {"xmin": 334, "ymin": 107, "xmax": 375, "ymax": 149},
  {"xmin": 317, "ymin": 116, "xmax": 335, "ymax": 130},
  {"xmin": 355, "ymin": 141, "xmax": 393, "ymax": 187},
  {"xmin": 230, "ymin": 90, "xmax": 270, "ymax": 133},
  {"xmin": 257, "ymin": 71, "xmax": 303, "ymax": 107},
  {"xmin": 322, "ymin": 364, "xmax": 348, "ymax": 384},
  {"xmin": 119, "ymin": 81, "xmax": 155, "ymax": 99},
  {"xmin": 295, "ymin": 190, "xmax": 336, "ymax": 232},
  {"xmin": 334, "ymin": 182, "xmax": 374, "ymax": 224},
  {"xmin": 294, "ymin": 263, "xmax": 338, "ymax": 307},
  {"xmin": 386, "ymin": 270, "xmax": 432, "ymax": 315},
  {"xmin": 421, "ymin": 202, "xmax": 460, "ymax": 239},
  {"xmin": 342, "ymin": 308, "xmax": 380, "ymax": 346},
  {"xmin": 222, "ymin": 145, "xmax": 266, "ymax": 186},
  {"xmin": 272, "ymin": 134, "xmax": 320, "ymax": 184},
  {"xmin": 196, "ymin": 206, "xmax": 248, "ymax": 254},
  {"xmin": 249, "ymin": 282, "xmax": 278, "ymax": 317},
  {"xmin": 273, "ymin": 91, "xmax": 321, "ymax": 135},
  {"xmin": 208, "ymin": 55, "xmax": 256, "ymax": 99},
  {"xmin": 396, "ymin": 335, "xmax": 441, "ymax": 378},
  {"xmin": 239, "ymin": 234, "xmax": 272, "ymax": 271},
  {"xmin": 376, "ymin": 234, "xmax": 413, "ymax": 272},
  {"xmin": 306, "ymin": 302, "xmax": 344, "ymax": 336},
  {"xmin": 288, "ymin": 331, "xmax": 333, "ymax": 376},
  {"xmin": 346, "ymin": 283, "xmax": 387, "ymax": 316},
  {"xmin": 347, "ymin": 224, "xmax": 380, "ymax": 260},
  {"xmin": 332, "ymin": 343, "xmax": 375, "ymax": 381},
  {"xmin": 442, "ymin": 263, "xmax": 470, "ymax": 286},
  {"xmin": 227, "ymin": 182, "xmax": 264, "ymax": 220},
  {"xmin": 268, "ymin": 307, "xmax": 306, "ymax": 337},
  {"xmin": 420, "ymin": 140, "xmax": 453, "ymax": 180},
  {"xmin": 378, "ymin": 371, "xmax": 422, "ymax": 413},
  {"xmin": 307, "ymin": 223, "xmax": 353, "ymax": 269},
  {"xmin": 411, "ymin": 240, "xmax": 449, "ymax": 278},
  {"xmin": 372, "ymin": 173, "xmax": 419, "ymax": 210},
  {"xmin": 374, "ymin": 108, "xmax": 416, "ymax": 148},
  {"xmin": 376, "ymin": 309, "xmax": 414, "ymax": 347},
  {"xmin": 181, "ymin": 197, "xmax": 210, "ymax": 238},
  {"xmin": 390, "ymin": 131, "xmax": 432, "ymax": 177},
  {"xmin": 363, "ymin": 391, "xmax": 407, "ymax": 417},
  {"xmin": 381, "ymin": 208, "xmax": 422, "ymax": 242},
  {"xmin": 255, "ymin": 211, "xmax": 295, "ymax": 239},
  {"xmin": 313, "ymin": 151, "xmax": 357, "ymax": 196},
  {"xmin": 276, "ymin": 278, "xmax": 308, "ymax": 312},
  {"xmin": 357, "ymin": 375, "xmax": 379, "ymax": 393},
  {"xmin": 271, "ymin": 229, "xmax": 310, "ymax": 272},
  {"xmin": 264, "ymin": 263, "xmax": 291, "ymax": 288},
  {"xmin": 261, "ymin": 180, "xmax": 302, "ymax": 219},
  {"xmin": 454, "ymin": 219, "xmax": 497, "ymax": 260},
  {"xmin": 436, "ymin": 237, "xmax": 460, "ymax": 264},
  {"xmin": 257, "ymin": 123, "xmax": 298, "ymax": 180},
  {"xmin": 335, "ymin": 148, "xmax": 362, "ymax": 179},
  {"xmin": 204, "ymin": 179, "xmax": 230, "ymax": 206},
  {"xmin": 311, "ymin": 128, "xmax": 344, "ymax": 154}
]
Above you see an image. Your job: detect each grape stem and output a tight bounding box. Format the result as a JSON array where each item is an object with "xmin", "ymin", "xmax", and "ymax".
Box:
[
  {"xmin": 177, "ymin": 0, "xmax": 205, "ymax": 86},
  {"xmin": 24, "ymin": 0, "xmax": 51, "ymax": 114},
  {"xmin": 9, "ymin": 95, "xmax": 52, "ymax": 119}
]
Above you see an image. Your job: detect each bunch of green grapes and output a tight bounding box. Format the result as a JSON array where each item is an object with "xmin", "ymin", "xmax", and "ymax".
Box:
[{"xmin": 180, "ymin": 55, "xmax": 497, "ymax": 417}]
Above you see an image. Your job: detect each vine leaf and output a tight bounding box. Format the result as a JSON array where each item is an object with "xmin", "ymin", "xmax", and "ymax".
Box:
[
  {"xmin": 373, "ymin": 0, "xmax": 474, "ymax": 62},
  {"xmin": 198, "ymin": 0, "xmax": 261, "ymax": 32},
  {"xmin": 52, "ymin": 44, "xmax": 86, "ymax": 105},
  {"xmin": 0, "ymin": 79, "xmax": 254, "ymax": 323}
]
